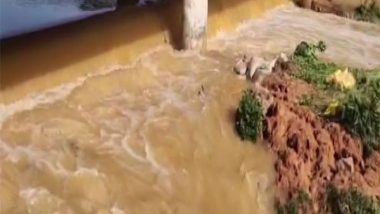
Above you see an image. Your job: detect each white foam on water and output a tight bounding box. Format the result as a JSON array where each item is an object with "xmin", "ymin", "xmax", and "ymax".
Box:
[
  {"xmin": 0, "ymin": 45, "xmax": 168, "ymax": 130},
  {"xmin": 142, "ymin": 131, "xmax": 169, "ymax": 176},
  {"xmin": 0, "ymin": 47, "xmax": 172, "ymax": 169},
  {"xmin": 0, "ymin": 64, "xmax": 122, "ymax": 130},
  {"xmin": 1, "ymin": 143, "xmax": 53, "ymax": 169},
  {"xmin": 111, "ymin": 204, "xmax": 125, "ymax": 214},
  {"xmin": 19, "ymin": 187, "xmax": 63, "ymax": 207},
  {"xmin": 96, "ymin": 132, "xmax": 123, "ymax": 155},
  {"xmin": 121, "ymin": 135, "xmax": 149, "ymax": 163},
  {"xmin": 74, "ymin": 167, "xmax": 100, "ymax": 177}
]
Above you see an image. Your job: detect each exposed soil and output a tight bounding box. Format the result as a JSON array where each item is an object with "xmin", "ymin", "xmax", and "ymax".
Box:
[
  {"xmin": 295, "ymin": 0, "xmax": 380, "ymax": 20},
  {"xmin": 294, "ymin": 0, "xmax": 347, "ymax": 15},
  {"xmin": 258, "ymin": 61, "xmax": 380, "ymax": 213}
]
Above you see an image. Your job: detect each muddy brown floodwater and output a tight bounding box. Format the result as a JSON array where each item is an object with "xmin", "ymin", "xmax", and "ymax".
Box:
[{"xmin": 1, "ymin": 4, "xmax": 380, "ymax": 214}]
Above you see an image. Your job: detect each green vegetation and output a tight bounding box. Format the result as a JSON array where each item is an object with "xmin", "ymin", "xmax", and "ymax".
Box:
[
  {"xmin": 294, "ymin": 41, "xmax": 327, "ymax": 60},
  {"xmin": 299, "ymin": 93, "xmax": 334, "ymax": 113},
  {"xmin": 354, "ymin": 2, "xmax": 380, "ymax": 23},
  {"xmin": 299, "ymin": 94, "xmax": 314, "ymax": 107},
  {"xmin": 235, "ymin": 89, "xmax": 264, "ymax": 142},
  {"xmin": 292, "ymin": 41, "xmax": 339, "ymax": 90},
  {"xmin": 273, "ymin": 41, "xmax": 380, "ymax": 214},
  {"xmin": 327, "ymin": 186, "xmax": 380, "ymax": 214},
  {"xmin": 80, "ymin": 0, "xmax": 117, "ymax": 11},
  {"xmin": 293, "ymin": 57, "xmax": 339, "ymax": 90},
  {"xmin": 337, "ymin": 78, "xmax": 380, "ymax": 156},
  {"xmin": 291, "ymin": 41, "xmax": 380, "ymax": 156},
  {"xmin": 277, "ymin": 191, "xmax": 311, "ymax": 214}
]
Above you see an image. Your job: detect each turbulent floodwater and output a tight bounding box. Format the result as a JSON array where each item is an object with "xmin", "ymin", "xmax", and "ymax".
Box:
[{"xmin": 1, "ymin": 4, "xmax": 380, "ymax": 214}]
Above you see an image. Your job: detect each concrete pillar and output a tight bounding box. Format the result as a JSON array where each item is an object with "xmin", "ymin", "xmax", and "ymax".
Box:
[{"xmin": 183, "ymin": 0, "xmax": 208, "ymax": 50}]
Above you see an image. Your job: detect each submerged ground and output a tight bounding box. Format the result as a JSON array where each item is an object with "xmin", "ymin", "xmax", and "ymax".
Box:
[{"xmin": 1, "ymin": 4, "xmax": 380, "ymax": 214}]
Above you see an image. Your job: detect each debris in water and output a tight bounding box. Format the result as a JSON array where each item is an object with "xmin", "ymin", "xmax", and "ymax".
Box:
[
  {"xmin": 233, "ymin": 53, "xmax": 289, "ymax": 82},
  {"xmin": 327, "ymin": 68, "xmax": 356, "ymax": 90}
]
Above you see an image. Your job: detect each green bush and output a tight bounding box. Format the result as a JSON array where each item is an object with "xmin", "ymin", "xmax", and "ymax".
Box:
[
  {"xmin": 327, "ymin": 186, "xmax": 380, "ymax": 214},
  {"xmin": 293, "ymin": 57, "xmax": 339, "ymax": 90},
  {"xmin": 291, "ymin": 41, "xmax": 380, "ymax": 156},
  {"xmin": 292, "ymin": 41, "xmax": 339, "ymax": 90},
  {"xmin": 337, "ymin": 80, "xmax": 380, "ymax": 156},
  {"xmin": 354, "ymin": 2, "xmax": 380, "ymax": 23},
  {"xmin": 235, "ymin": 89, "xmax": 264, "ymax": 142},
  {"xmin": 277, "ymin": 191, "xmax": 311, "ymax": 214},
  {"xmin": 294, "ymin": 41, "xmax": 326, "ymax": 60},
  {"xmin": 369, "ymin": 78, "xmax": 380, "ymax": 98}
]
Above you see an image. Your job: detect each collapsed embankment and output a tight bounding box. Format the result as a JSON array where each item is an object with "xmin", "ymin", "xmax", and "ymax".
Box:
[
  {"xmin": 261, "ymin": 68, "xmax": 380, "ymax": 213},
  {"xmin": 233, "ymin": 37, "xmax": 380, "ymax": 213},
  {"xmin": 234, "ymin": 42, "xmax": 380, "ymax": 212}
]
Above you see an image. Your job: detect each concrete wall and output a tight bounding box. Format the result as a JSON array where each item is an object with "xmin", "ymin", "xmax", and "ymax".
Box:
[
  {"xmin": 0, "ymin": 0, "xmax": 288, "ymax": 104},
  {"xmin": 0, "ymin": 0, "xmax": 115, "ymax": 39}
]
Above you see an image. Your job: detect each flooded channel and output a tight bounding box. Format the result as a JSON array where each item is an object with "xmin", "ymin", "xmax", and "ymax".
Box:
[{"xmin": 1, "ymin": 4, "xmax": 380, "ymax": 214}]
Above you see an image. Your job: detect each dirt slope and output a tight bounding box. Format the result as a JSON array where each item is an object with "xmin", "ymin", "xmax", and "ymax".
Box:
[{"xmin": 259, "ymin": 64, "xmax": 380, "ymax": 213}]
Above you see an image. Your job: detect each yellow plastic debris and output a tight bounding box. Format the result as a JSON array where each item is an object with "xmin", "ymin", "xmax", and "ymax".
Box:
[
  {"xmin": 323, "ymin": 100, "xmax": 340, "ymax": 116},
  {"xmin": 327, "ymin": 68, "xmax": 356, "ymax": 90}
]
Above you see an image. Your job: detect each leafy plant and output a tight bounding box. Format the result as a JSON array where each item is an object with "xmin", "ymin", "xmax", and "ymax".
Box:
[
  {"xmin": 277, "ymin": 191, "xmax": 311, "ymax": 214},
  {"xmin": 291, "ymin": 41, "xmax": 380, "ymax": 156},
  {"xmin": 369, "ymin": 78, "xmax": 380, "ymax": 98},
  {"xmin": 327, "ymin": 185, "xmax": 380, "ymax": 214},
  {"xmin": 354, "ymin": 2, "xmax": 380, "ymax": 23},
  {"xmin": 293, "ymin": 57, "xmax": 340, "ymax": 90},
  {"xmin": 292, "ymin": 41, "xmax": 339, "ymax": 90},
  {"xmin": 235, "ymin": 89, "xmax": 264, "ymax": 142},
  {"xmin": 294, "ymin": 40, "xmax": 327, "ymax": 60},
  {"xmin": 337, "ymin": 81, "xmax": 380, "ymax": 156},
  {"xmin": 299, "ymin": 93, "xmax": 338, "ymax": 115}
]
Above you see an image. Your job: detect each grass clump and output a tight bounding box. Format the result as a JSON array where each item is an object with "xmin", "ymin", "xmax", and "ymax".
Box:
[
  {"xmin": 327, "ymin": 186, "xmax": 380, "ymax": 214},
  {"xmin": 292, "ymin": 41, "xmax": 339, "ymax": 90},
  {"xmin": 336, "ymin": 79, "xmax": 380, "ymax": 156},
  {"xmin": 292, "ymin": 41, "xmax": 380, "ymax": 156},
  {"xmin": 299, "ymin": 94, "xmax": 314, "ymax": 107},
  {"xmin": 293, "ymin": 58, "xmax": 340, "ymax": 90},
  {"xmin": 294, "ymin": 41, "xmax": 327, "ymax": 60},
  {"xmin": 354, "ymin": 2, "xmax": 380, "ymax": 23},
  {"xmin": 277, "ymin": 191, "xmax": 311, "ymax": 214},
  {"xmin": 235, "ymin": 89, "xmax": 264, "ymax": 142}
]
